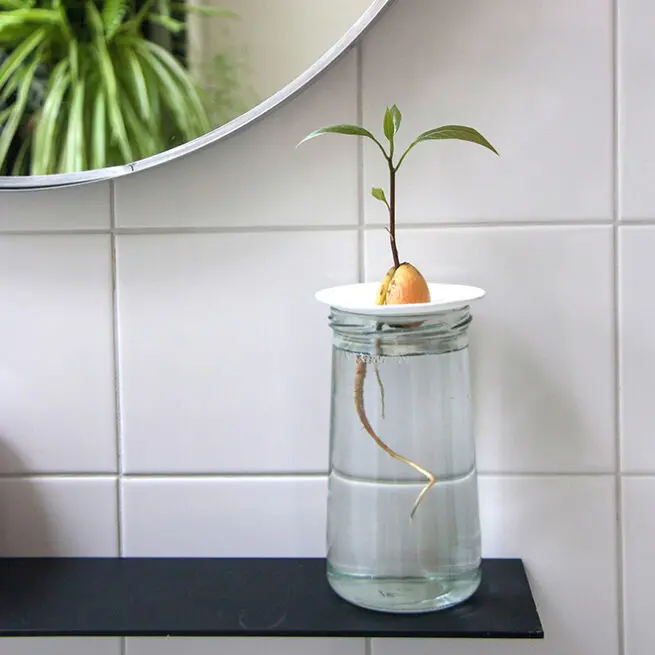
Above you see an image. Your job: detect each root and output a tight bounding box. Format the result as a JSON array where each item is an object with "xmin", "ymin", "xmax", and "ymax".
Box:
[
  {"xmin": 354, "ymin": 356, "xmax": 436, "ymax": 519},
  {"xmin": 374, "ymin": 364, "xmax": 385, "ymax": 418}
]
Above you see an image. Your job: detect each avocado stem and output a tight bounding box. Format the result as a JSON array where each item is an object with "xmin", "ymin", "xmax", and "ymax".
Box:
[{"xmin": 388, "ymin": 159, "xmax": 400, "ymax": 269}]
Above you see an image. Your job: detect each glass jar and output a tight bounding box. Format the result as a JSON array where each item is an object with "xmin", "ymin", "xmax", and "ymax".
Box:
[{"xmin": 325, "ymin": 305, "xmax": 481, "ymax": 614}]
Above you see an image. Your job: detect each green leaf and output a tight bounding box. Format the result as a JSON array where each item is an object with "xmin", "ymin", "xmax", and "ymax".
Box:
[
  {"xmin": 0, "ymin": 9, "xmax": 61, "ymax": 25},
  {"xmin": 121, "ymin": 47, "xmax": 150, "ymax": 123},
  {"xmin": 371, "ymin": 187, "xmax": 388, "ymax": 206},
  {"xmin": 102, "ymin": 0, "xmax": 127, "ymax": 40},
  {"xmin": 396, "ymin": 124, "xmax": 498, "ymax": 170},
  {"xmin": 31, "ymin": 60, "xmax": 69, "ymax": 174},
  {"xmin": 0, "ymin": 107, "xmax": 12, "ymax": 127},
  {"xmin": 383, "ymin": 107, "xmax": 394, "ymax": 143},
  {"xmin": 64, "ymin": 76, "xmax": 85, "ymax": 172},
  {"xmin": 11, "ymin": 132, "xmax": 30, "ymax": 175},
  {"xmin": 390, "ymin": 104, "xmax": 401, "ymax": 133},
  {"xmin": 91, "ymin": 84, "xmax": 107, "ymax": 170},
  {"xmin": 0, "ymin": 0, "xmax": 26, "ymax": 9},
  {"xmin": 0, "ymin": 57, "xmax": 39, "ymax": 174},
  {"xmin": 170, "ymin": 3, "xmax": 237, "ymax": 18},
  {"xmin": 132, "ymin": 38, "xmax": 211, "ymax": 135},
  {"xmin": 297, "ymin": 124, "xmax": 388, "ymax": 159},
  {"xmin": 88, "ymin": 2, "xmax": 133, "ymax": 162},
  {"xmin": 0, "ymin": 26, "xmax": 46, "ymax": 94},
  {"xmin": 147, "ymin": 13, "xmax": 185, "ymax": 33}
]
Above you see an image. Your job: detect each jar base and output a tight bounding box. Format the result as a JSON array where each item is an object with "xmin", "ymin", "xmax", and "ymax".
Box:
[{"xmin": 327, "ymin": 566, "xmax": 481, "ymax": 614}]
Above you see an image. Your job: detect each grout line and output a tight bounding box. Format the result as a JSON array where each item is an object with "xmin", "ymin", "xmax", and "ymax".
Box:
[
  {"xmin": 369, "ymin": 219, "xmax": 614, "ymax": 230},
  {"xmin": 618, "ymin": 218, "xmax": 655, "ymax": 225},
  {"xmin": 612, "ymin": 0, "xmax": 626, "ymax": 652},
  {"xmin": 109, "ymin": 180, "xmax": 125, "ymax": 558},
  {"xmin": 0, "ymin": 220, "xmax": 628, "ymax": 238},
  {"xmin": 0, "ymin": 471, "xmax": 643, "ymax": 481},
  {"xmin": 0, "ymin": 473, "xmax": 119, "ymax": 480},
  {"xmin": 356, "ymin": 42, "xmax": 365, "ymax": 284}
]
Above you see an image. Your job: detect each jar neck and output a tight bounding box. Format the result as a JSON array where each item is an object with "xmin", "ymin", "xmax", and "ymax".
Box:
[{"xmin": 328, "ymin": 306, "xmax": 473, "ymax": 357}]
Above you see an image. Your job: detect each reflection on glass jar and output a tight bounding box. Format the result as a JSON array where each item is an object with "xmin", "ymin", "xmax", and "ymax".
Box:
[{"xmin": 326, "ymin": 307, "xmax": 482, "ymax": 613}]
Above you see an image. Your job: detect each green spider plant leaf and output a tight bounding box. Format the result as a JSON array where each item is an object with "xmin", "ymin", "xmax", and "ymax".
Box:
[
  {"xmin": 87, "ymin": 1, "xmax": 133, "ymax": 162},
  {"xmin": 63, "ymin": 75, "xmax": 85, "ymax": 172},
  {"xmin": 119, "ymin": 86, "xmax": 156, "ymax": 158},
  {"xmin": 68, "ymin": 37, "xmax": 79, "ymax": 80},
  {"xmin": 127, "ymin": 37, "xmax": 210, "ymax": 137},
  {"xmin": 126, "ymin": 41, "xmax": 193, "ymax": 139},
  {"xmin": 120, "ymin": 46, "xmax": 150, "ymax": 123},
  {"xmin": 0, "ymin": 56, "xmax": 39, "ymax": 173},
  {"xmin": 118, "ymin": 0, "xmax": 155, "ymax": 34},
  {"xmin": 371, "ymin": 186, "xmax": 389, "ymax": 206},
  {"xmin": 31, "ymin": 59, "xmax": 69, "ymax": 174},
  {"xmin": 297, "ymin": 124, "xmax": 388, "ymax": 159},
  {"xmin": 147, "ymin": 13, "xmax": 185, "ymax": 33},
  {"xmin": 102, "ymin": 0, "xmax": 128, "ymax": 40},
  {"xmin": 139, "ymin": 39, "xmax": 211, "ymax": 134},
  {"xmin": 0, "ymin": 0, "xmax": 27, "ymax": 9},
  {"xmin": 170, "ymin": 4, "xmax": 238, "ymax": 19},
  {"xmin": 0, "ymin": 106, "xmax": 12, "ymax": 127},
  {"xmin": 11, "ymin": 131, "xmax": 30, "ymax": 175},
  {"xmin": 0, "ymin": 26, "xmax": 46, "ymax": 94},
  {"xmin": 396, "ymin": 124, "xmax": 498, "ymax": 169},
  {"xmin": 0, "ymin": 9, "xmax": 62, "ymax": 26},
  {"xmin": 91, "ymin": 83, "xmax": 107, "ymax": 170}
]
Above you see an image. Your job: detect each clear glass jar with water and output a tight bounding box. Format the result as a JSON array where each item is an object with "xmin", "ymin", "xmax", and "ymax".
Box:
[{"xmin": 326, "ymin": 305, "xmax": 481, "ymax": 613}]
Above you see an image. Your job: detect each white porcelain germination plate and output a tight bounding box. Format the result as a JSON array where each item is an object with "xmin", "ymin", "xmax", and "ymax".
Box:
[{"xmin": 315, "ymin": 282, "xmax": 486, "ymax": 317}]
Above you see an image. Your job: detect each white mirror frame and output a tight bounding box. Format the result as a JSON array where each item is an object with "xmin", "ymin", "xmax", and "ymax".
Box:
[{"xmin": 0, "ymin": 0, "xmax": 395, "ymax": 191}]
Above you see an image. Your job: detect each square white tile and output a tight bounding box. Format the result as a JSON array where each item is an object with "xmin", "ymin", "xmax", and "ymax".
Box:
[
  {"xmin": 623, "ymin": 476, "xmax": 655, "ymax": 655},
  {"xmin": 126, "ymin": 638, "xmax": 363, "ymax": 655},
  {"xmin": 372, "ymin": 476, "xmax": 618, "ymax": 655},
  {"xmin": 0, "ymin": 235, "xmax": 116, "ymax": 474},
  {"xmin": 117, "ymin": 231, "xmax": 357, "ymax": 474},
  {"xmin": 365, "ymin": 226, "xmax": 615, "ymax": 473},
  {"xmin": 620, "ymin": 0, "xmax": 655, "ymax": 219},
  {"xmin": 361, "ymin": 0, "xmax": 612, "ymax": 223},
  {"xmin": 122, "ymin": 476, "xmax": 326, "ymax": 556},
  {"xmin": 114, "ymin": 51, "xmax": 358, "ymax": 229},
  {"xmin": 0, "ymin": 184, "xmax": 111, "ymax": 231},
  {"xmin": 0, "ymin": 478, "xmax": 118, "ymax": 556},
  {"xmin": 619, "ymin": 227, "xmax": 655, "ymax": 472},
  {"xmin": 0, "ymin": 639, "xmax": 120, "ymax": 655}
]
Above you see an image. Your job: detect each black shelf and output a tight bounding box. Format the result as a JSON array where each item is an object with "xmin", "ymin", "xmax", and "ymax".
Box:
[{"xmin": 0, "ymin": 557, "xmax": 543, "ymax": 639}]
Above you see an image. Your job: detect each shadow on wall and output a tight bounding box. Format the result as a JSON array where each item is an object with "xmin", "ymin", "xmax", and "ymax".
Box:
[{"xmin": 0, "ymin": 438, "xmax": 53, "ymax": 557}]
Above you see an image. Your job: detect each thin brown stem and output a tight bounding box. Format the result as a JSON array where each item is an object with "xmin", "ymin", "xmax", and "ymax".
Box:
[
  {"xmin": 354, "ymin": 356, "xmax": 436, "ymax": 519},
  {"xmin": 388, "ymin": 160, "xmax": 400, "ymax": 269}
]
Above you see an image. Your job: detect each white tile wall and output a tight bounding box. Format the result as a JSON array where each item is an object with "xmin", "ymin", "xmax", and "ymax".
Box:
[
  {"xmin": 366, "ymin": 226, "xmax": 615, "ymax": 474},
  {"xmin": 623, "ymin": 477, "xmax": 655, "ymax": 655},
  {"xmin": 361, "ymin": 0, "xmax": 613, "ymax": 223},
  {"xmin": 122, "ymin": 476, "xmax": 326, "ymax": 556},
  {"xmin": 0, "ymin": 183, "xmax": 111, "ymax": 231},
  {"xmin": 4, "ymin": 0, "xmax": 655, "ymax": 654},
  {"xmin": 125, "ymin": 637, "xmax": 364, "ymax": 655},
  {"xmin": 0, "ymin": 478, "xmax": 117, "ymax": 556},
  {"xmin": 0, "ymin": 639, "xmax": 120, "ymax": 655},
  {"xmin": 0, "ymin": 235, "xmax": 116, "ymax": 474},
  {"xmin": 116, "ymin": 231, "xmax": 357, "ymax": 474},
  {"xmin": 619, "ymin": 227, "xmax": 655, "ymax": 472}
]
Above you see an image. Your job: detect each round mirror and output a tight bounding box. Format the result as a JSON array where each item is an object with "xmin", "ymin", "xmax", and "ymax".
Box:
[{"xmin": 0, "ymin": 0, "xmax": 392, "ymax": 189}]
